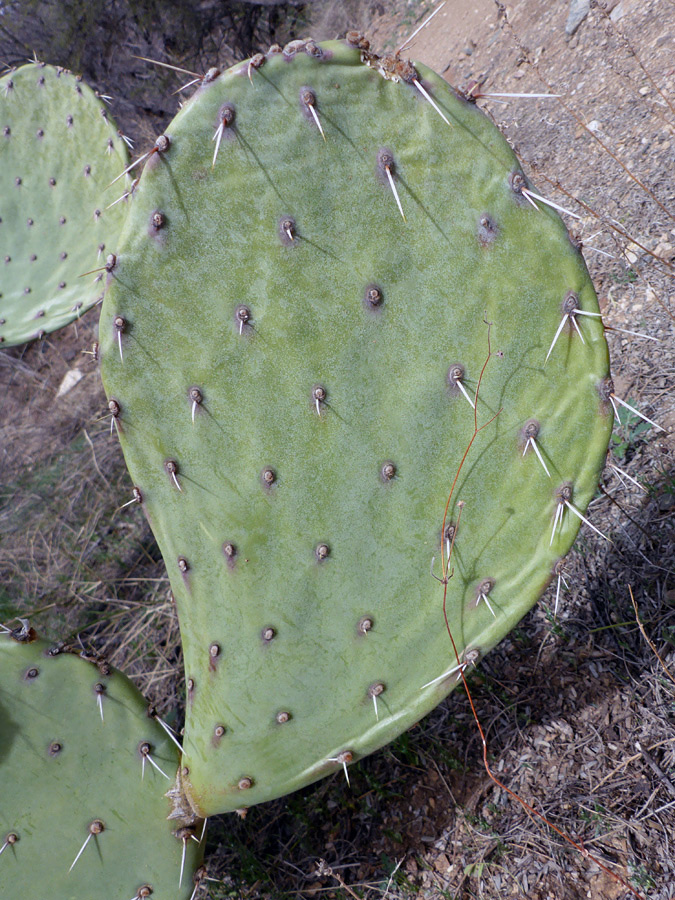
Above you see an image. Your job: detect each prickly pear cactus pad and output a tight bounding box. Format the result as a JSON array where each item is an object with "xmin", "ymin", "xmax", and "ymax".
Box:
[
  {"xmin": 99, "ymin": 39, "xmax": 612, "ymax": 818},
  {"xmin": 0, "ymin": 629, "xmax": 203, "ymax": 900},
  {"xmin": 0, "ymin": 62, "xmax": 128, "ymax": 347}
]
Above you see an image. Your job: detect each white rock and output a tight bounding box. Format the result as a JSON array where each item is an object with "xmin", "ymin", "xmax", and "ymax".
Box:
[
  {"xmin": 56, "ymin": 368, "xmax": 84, "ymax": 398},
  {"xmin": 610, "ymin": 0, "xmax": 641, "ymax": 22},
  {"xmin": 566, "ymin": 0, "xmax": 590, "ymax": 36}
]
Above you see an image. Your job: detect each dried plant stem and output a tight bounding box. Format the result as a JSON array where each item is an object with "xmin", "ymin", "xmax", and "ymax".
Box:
[
  {"xmin": 493, "ymin": 1, "xmax": 675, "ymax": 225},
  {"xmin": 629, "ymin": 585, "xmax": 675, "ymax": 689},
  {"xmin": 594, "ymin": 1, "xmax": 675, "ymax": 120}
]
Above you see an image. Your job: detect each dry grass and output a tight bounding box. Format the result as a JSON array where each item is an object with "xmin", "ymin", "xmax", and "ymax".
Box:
[{"xmin": 0, "ymin": 316, "xmax": 184, "ymax": 710}]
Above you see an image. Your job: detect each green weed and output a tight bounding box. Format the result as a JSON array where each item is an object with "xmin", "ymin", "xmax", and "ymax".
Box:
[{"xmin": 610, "ymin": 401, "xmax": 653, "ymax": 461}]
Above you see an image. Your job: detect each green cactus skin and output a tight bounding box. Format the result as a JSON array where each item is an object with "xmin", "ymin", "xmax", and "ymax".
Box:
[
  {"xmin": 0, "ymin": 62, "xmax": 128, "ymax": 347},
  {"xmin": 0, "ymin": 629, "xmax": 203, "ymax": 900},
  {"xmin": 99, "ymin": 39, "xmax": 612, "ymax": 818}
]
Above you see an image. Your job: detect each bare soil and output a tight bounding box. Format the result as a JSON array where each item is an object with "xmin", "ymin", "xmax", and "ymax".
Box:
[{"xmin": 1, "ymin": 2, "xmax": 674, "ymax": 899}]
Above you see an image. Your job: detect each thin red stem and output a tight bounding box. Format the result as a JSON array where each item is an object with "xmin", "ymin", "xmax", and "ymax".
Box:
[
  {"xmin": 440, "ymin": 318, "xmax": 501, "ymax": 579},
  {"xmin": 438, "ymin": 313, "xmax": 644, "ymax": 899}
]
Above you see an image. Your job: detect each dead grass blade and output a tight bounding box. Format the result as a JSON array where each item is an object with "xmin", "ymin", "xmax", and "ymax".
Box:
[{"xmin": 629, "ymin": 585, "xmax": 675, "ymax": 689}]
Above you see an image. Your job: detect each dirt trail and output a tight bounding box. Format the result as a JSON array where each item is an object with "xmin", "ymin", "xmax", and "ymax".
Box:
[{"xmin": 394, "ymin": 0, "xmax": 495, "ymax": 74}]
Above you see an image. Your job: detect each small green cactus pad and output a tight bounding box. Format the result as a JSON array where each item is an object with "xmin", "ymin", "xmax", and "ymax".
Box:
[
  {"xmin": 0, "ymin": 63, "xmax": 128, "ymax": 347},
  {"xmin": 0, "ymin": 628, "xmax": 203, "ymax": 900},
  {"xmin": 99, "ymin": 39, "xmax": 612, "ymax": 818}
]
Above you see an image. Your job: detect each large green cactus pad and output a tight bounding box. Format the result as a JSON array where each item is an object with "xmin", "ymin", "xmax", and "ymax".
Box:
[
  {"xmin": 99, "ymin": 39, "xmax": 612, "ymax": 818},
  {"xmin": 0, "ymin": 63, "xmax": 128, "ymax": 347},
  {"xmin": 0, "ymin": 629, "xmax": 203, "ymax": 900}
]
